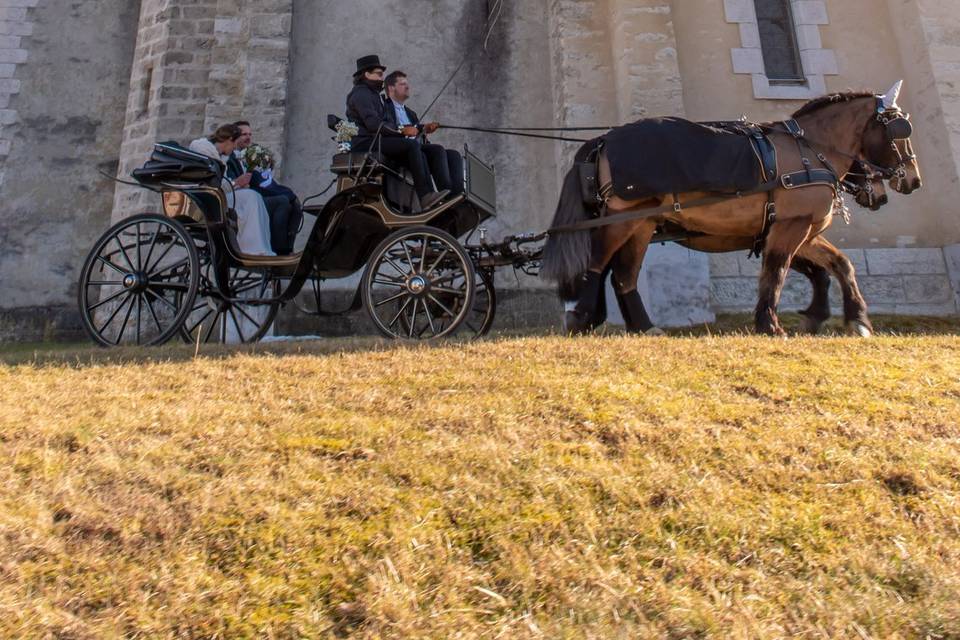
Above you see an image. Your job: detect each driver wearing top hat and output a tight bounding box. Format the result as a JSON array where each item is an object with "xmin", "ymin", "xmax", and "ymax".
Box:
[{"xmin": 346, "ymin": 54, "xmax": 449, "ymax": 210}]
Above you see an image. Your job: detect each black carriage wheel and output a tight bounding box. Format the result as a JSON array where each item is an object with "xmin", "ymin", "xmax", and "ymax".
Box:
[
  {"xmin": 403, "ymin": 267, "xmax": 496, "ymax": 339},
  {"xmin": 362, "ymin": 226, "xmax": 476, "ymax": 340},
  {"xmin": 78, "ymin": 214, "xmax": 200, "ymax": 347},
  {"xmin": 465, "ymin": 269, "xmax": 497, "ymax": 338},
  {"xmin": 178, "ymin": 246, "xmax": 281, "ymax": 345}
]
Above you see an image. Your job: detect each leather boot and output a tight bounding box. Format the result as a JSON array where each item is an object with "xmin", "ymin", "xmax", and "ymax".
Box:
[{"xmin": 615, "ymin": 289, "xmax": 654, "ymax": 333}]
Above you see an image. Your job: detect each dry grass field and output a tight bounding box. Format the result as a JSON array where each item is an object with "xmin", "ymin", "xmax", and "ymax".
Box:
[{"xmin": 1, "ymin": 319, "xmax": 959, "ymax": 638}]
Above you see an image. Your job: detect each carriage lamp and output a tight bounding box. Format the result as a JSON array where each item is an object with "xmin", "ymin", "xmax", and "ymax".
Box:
[{"xmin": 162, "ymin": 191, "xmax": 188, "ymax": 217}]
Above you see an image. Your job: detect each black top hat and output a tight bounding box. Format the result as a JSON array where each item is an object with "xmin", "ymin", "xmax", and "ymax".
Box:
[{"xmin": 354, "ymin": 54, "xmax": 386, "ymax": 77}]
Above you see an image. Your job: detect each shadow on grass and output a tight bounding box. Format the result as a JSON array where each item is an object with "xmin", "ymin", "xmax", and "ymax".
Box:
[{"xmin": 1, "ymin": 314, "xmax": 956, "ymax": 368}]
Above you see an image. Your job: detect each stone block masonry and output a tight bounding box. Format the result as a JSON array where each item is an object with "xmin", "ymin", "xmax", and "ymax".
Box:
[
  {"xmin": 710, "ymin": 247, "xmax": 959, "ymax": 316},
  {"xmin": 0, "ymin": 0, "xmax": 36, "ymax": 184},
  {"xmin": 111, "ymin": 0, "xmax": 294, "ymax": 221}
]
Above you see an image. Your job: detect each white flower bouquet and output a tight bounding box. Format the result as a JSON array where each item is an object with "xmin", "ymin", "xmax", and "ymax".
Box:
[
  {"xmin": 243, "ymin": 144, "xmax": 276, "ymax": 172},
  {"xmin": 335, "ymin": 120, "xmax": 359, "ymax": 152}
]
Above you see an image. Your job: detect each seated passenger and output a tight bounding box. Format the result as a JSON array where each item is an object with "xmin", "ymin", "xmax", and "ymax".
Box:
[
  {"xmin": 384, "ymin": 70, "xmax": 463, "ymax": 197},
  {"xmin": 345, "ymin": 54, "xmax": 449, "ymax": 210},
  {"xmin": 231, "ymin": 120, "xmax": 302, "ymax": 255},
  {"xmin": 189, "ymin": 124, "xmax": 275, "ymax": 257}
]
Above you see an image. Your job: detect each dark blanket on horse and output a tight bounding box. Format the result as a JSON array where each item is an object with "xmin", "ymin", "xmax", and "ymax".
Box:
[{"xmin": 605, "ymin": 117, "xmax": 765, "ymax": 200}]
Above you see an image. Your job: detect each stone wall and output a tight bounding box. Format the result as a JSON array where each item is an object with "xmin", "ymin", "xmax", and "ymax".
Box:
[
  {"xmin": 0, "ymin": 0, "xmax": 140, "ymax": 342},
  {"xmin": 710, "ymin": 247, "xmax": 959, "ymax": 317}
]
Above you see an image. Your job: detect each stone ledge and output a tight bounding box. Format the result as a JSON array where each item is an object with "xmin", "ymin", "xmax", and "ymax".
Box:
[{"xmin": 0, "ymin": 306, "xmax": 84, "ymax": 343}]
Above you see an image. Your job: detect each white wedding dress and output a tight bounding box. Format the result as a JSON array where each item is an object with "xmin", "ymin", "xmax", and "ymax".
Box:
[{"xmin": 188, "ymin": 138, "xmax": 275, "ymax": 257}]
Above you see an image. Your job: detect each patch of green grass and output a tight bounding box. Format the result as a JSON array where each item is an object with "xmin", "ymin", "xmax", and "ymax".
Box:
[{"xmin": 1, "ymin": 331, "xmax": 959, "ymax": 637}]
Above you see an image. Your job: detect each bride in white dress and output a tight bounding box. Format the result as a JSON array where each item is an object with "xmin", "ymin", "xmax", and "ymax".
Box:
[{"xmin": 188, "ymin": 126, "xmax": 275, "ymax": 256}]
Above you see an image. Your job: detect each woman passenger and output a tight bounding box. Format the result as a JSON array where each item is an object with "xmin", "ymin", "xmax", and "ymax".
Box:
[{"xmin": 189, "ymin": 125, "xmax": 275, "ymax": 256}]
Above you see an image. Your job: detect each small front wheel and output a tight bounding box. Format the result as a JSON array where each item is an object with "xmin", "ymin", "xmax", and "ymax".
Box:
[
  {"xmin": 78, "ymin": 214, "xmax": 200, "ymax": 347},
  {"xmin": 362, "ymin": 226, "xmax": 475, "ymax": 340}
]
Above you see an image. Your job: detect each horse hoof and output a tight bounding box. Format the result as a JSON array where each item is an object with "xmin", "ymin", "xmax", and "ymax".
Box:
[
  {"xmin": 801, "ymin": 315, "xmax": 823, "ymax": 335},
  {"xmin": 563, "ymin": 311, "xmax": 593, "ymax": 336},
  {"xmin": 847, "ymin": 321, "xmax": 873, "ymax": 338},
  {"xmin": 645, "ymin": 327, "xmax": 667, "ymax": 337}
]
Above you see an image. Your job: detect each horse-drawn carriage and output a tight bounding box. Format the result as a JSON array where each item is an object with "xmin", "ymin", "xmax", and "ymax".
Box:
[{"xmin": 77, "ymin": 127, "xmax": 543, "ymax": 347}]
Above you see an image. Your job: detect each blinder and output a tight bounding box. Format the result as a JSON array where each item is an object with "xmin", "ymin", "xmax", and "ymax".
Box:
[{"xmin": 885, "ymin": 116, "xmax": 913, "ymax": 141}]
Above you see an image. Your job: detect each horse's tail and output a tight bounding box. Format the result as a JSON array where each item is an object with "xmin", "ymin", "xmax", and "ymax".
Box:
[{"xmin": 541, "ymin": 165, "xmax": 592, "ymax": 301}]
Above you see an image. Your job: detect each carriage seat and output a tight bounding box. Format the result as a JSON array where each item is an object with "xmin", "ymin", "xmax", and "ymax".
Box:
[{"xmin": 330, "ymin": 151, "xmax": 387, "ymax": 175}]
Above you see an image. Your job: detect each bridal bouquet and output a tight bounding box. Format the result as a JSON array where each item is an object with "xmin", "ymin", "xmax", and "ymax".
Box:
[
  {"xmin": 335, "ymin": 120, "xmax": 359, "ymax": 152},
  {"xmin": 244, "ymin": 144, "xmax": 276, "ymax": 172}
]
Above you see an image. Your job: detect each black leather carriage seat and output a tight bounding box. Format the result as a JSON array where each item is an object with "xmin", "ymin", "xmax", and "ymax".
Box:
[
  {"xmin": 330, "ymin": 151, "xmax": 421, "ymax": 214},
  {"xmin": 330, "ymin": 151, "xmax": 386, "ymax": 175}
]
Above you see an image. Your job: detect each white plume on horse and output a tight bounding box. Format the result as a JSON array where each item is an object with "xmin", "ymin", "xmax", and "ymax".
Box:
[{"xmin": 880, "ymin": 80, "xmax": 903, "ymax": 110}]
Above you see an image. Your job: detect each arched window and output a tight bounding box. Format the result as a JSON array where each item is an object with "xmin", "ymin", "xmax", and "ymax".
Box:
[{"xmin": 754, "ymin": 0, "xmax": 804, "ymax": 82}]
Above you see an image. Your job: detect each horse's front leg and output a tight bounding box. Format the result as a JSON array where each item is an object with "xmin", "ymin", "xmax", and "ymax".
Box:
[{"xmin": 755, "ymin": 218, "xmax": 813, "ymax": 336}]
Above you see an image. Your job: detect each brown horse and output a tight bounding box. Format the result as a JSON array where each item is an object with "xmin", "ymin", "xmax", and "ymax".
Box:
[{"xmin": 543, "ymin": 84, "xmax": 922, "ymax": 337}]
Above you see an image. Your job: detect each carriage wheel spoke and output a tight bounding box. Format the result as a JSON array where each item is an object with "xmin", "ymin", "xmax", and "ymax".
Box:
[
  {"xmin": 373, "ymin": 278, "xmax": 404, "ymax": 288},
  {"xmin": 144, "ymin": 293, "xmax": 164, "ymax": 334},
  {"xmin": 206, "ymin": 314, "xmax": 221, "ymax": 343},
  {"xmin": 145, "ymin": 238, "xmax": 178, "ymax": 276},
  {"xmin": 408, "ymin": 299, "xmax": 419, "ymax": 338},
  {"xmin": 374, "ymin": 290, "xmax": 408, "ymax": 308},
  {"xmin": 135, "ymin": 295, "xmax": 142, "ymax": 345},
  {"xmin": 420, "ymin": 235, "xmax": 429, "ymax": 274},
  {"xmin": 234, "ymin": 302, "xmax": 263, "ymax": 328},
  {"xmin": 423, "ymin": 302, "xmax": 437, "ymax": 336},
  {"xmin": 142, "ymin": 222, "xmax": 161, "ymax": 273},
  {"xmin": 432, "ymin": 286, "xmax": 466, "ymax": 298},
  {"xmin": 114, "ymin": 294, "xmax": 137, "ymax": 345},
  {"xmin": 97, "ymin": 293, "xmax": 133, "ymax": 334},
  {"xmin": 145, "ymin": 288, "xmax": 178, "ymax": 312},
  {"xmin": 114, "ymin": 235, "xmax": 136, "ymax": 273},
  {"xmin": 424, "ymin": 249, "xmax": 449, "ymax": 278},
  {"xmin": 135, "ymin": 223, "xmax": 143, "ymax": 271},
  {"xmin": 149, "ymin": 256, "xmax": 189, "ymax": 280},
  {"xmin": 87, "ymin": 280, "xmax": 124, "ymax": 287},
  {"xmin": 400, "ymin": 240, "xmax": 416, "ymax": 274},
  {"xmin": 185, "ymin": 307, "xmax": 214, "ymax": 336},
  {"xmin": 87, "ymin": 287, "xmax": 128, "ymax": 313},
  {"xmin": 388, "ymin": 297, "xmax": 412, "ymax": 329},
  {"xmin": 149, "ymin": 281, "xmax": 190, "ymax": 292},
  {"xmin": 97, "ymin": 255, "xmax": 126, "ymax": 276},
  {"xmin": 427, "ymin": 294, "xmax": 457, "ymax": 319},
  {"xmin": 228, "ymin": 307, "xmax": 245, "ymax": 343},
  {"xmin": 384, "ymin": 255, "xmax": 409, "ymax": 278}
]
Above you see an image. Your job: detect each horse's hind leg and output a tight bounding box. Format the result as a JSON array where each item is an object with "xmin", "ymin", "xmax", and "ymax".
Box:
[
  {"xmin": 796, "ymin": 236, "xmax": 873, "ymax": 337},
  {"xmin": 790, "ymin": 255, "xmax": 832, "ymax": 334},
  {"xmin": 611, "ymin": 220, "xmax": 658, "ymax": 333},
  {"xmin": 565, "ymin": 224, "xmax": 639, "ymax": 334},
  {"xmin": 756, "ymin": 218, "xmax": 813, "ymax": 336}
]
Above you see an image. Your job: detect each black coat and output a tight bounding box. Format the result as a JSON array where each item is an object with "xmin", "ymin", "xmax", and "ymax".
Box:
[{"xmin": 346, "ymin": 82, "xmax": 403, "ymax": 148}]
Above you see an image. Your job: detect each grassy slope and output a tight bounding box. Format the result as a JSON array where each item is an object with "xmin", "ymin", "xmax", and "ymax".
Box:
[{"xmin": 1, "ymin": 333, "xmax": 959, "ymax": 638}]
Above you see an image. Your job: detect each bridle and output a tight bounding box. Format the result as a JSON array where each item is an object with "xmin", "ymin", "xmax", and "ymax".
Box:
[{"xmin": 860, "ymin": 99, "xmax": 916, "ymax": 183}]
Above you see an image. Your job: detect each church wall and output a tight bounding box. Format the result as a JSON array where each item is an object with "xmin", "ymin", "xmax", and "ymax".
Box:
[{"xmin": 0, "ymin": 0, "xmax": 141, "ymax": 341}]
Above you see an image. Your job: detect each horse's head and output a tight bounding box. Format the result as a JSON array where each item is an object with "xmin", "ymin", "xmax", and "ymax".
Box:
[
  {"xmin": 860, "ymin": 81, "xmax": 922, "ymax": 195},
  {"xmin": 843, "ymin": 160, "xmax": 888, "ymax": 211}
]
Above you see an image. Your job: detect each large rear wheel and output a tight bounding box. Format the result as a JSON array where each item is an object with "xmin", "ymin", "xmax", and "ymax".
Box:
[
  {"xmin": 78, "ymin": 214, "xmax": 200, "ymax": 347},
  {"xmin": 179, "ymin": 244, "xmax": 281, "ymax": 345},
  {"xmin": 362, "ymin": 226, "xmax": 475, "ymax": 340}
]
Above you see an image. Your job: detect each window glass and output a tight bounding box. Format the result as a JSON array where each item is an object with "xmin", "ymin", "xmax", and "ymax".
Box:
[{"xmin": 754, "ymin": 0, "xmax": 804, "ymax": 81}]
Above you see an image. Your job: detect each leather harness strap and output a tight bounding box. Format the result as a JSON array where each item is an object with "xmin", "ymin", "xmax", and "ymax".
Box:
[{"xmin": 550, "ymin": 119, "xmax": 843, "ymax": 257}]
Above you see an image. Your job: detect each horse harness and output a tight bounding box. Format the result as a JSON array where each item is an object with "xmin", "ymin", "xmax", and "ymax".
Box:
[{"xmin": 556, "ymin": 103, "xmax": 914, "ymax": 257}]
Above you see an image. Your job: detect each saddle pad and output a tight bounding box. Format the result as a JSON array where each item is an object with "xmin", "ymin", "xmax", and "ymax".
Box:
[{"xmin": 605, "ymin": 117, "xmax": 767, "ymax": 200}]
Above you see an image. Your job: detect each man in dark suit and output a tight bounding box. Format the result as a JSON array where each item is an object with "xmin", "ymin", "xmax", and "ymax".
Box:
[
  {"xmin": 384, "ymin": 70, "xmax": 464, "ymax": 197},
  {"xmin": 345, "ymin": 55, "xmax": 448, "ymax": 210},
  {"xmin": 230, "ymin": 121, "xmax": 301, "ymax": 255}
]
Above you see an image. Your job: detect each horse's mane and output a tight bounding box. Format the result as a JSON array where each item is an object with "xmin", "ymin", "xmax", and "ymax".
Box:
[{"xmin": 791, "ymin": 91, "xmax": 877, "ymax": 118}]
